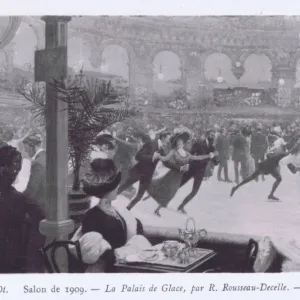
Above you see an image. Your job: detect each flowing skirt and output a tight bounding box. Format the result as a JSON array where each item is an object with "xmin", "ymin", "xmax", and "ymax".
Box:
[{"xmin": 147, "ymin": 162, "xmax": 183, "ymax": 207}]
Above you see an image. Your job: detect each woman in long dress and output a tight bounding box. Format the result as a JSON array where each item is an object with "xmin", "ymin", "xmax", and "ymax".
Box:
[{"xmin": 148, "ymin": 130, "xmax": 214, "ymax": 216}]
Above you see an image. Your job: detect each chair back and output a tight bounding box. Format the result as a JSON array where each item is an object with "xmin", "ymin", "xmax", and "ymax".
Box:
[
  {"xmin": 39, "ymin": 240, "xmax": 85, "ymax": 273},
  {"xmin": 243, "ymin": 238, "xmax": 259, "ymax": 272}
]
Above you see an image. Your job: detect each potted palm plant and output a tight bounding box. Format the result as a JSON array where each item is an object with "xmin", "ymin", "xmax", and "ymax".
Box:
[{"xmin": 18, "ymin": 71, "xmax": 138, "ymax": 225}]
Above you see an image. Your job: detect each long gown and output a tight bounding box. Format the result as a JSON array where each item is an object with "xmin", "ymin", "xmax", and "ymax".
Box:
[{"xmin": 147, "ymin": 149, "xmax": 190, "ymax": 208}]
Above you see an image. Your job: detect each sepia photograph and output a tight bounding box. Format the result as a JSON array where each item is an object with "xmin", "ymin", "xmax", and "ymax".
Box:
[{"xmin": 1, "ymin": 14, "xmax": 300, "ymax": 275}]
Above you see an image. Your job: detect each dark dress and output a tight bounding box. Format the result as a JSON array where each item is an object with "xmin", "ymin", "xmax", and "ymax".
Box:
[
  {"xmin": 147, "ymin": 149, "xmax": 190, "ymax": 207},
  {"xmin": 0, "ymin": 186, "xmax": 27, "ymax": 273},
  {"xmin": 81, "ymin": 206, "xmax": 143, "ymax": 270},
  {"xmin": 258, "ymin": 152, "xmax": 287, "ymax": 175}
]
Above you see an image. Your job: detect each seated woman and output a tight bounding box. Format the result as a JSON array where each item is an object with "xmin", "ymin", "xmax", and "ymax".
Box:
[
  {"xmin": 0, "ymin": 145, "xmax": 27, "ymax": 273},
  {"xmin": 75, "ymin": 157, "xmax": 149, "ymax": 272}
]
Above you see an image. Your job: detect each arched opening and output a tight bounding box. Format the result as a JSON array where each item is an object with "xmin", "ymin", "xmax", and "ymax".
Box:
[
  {"xmin": 68, "ymin": 37, "xmax": 93, "ymax": 73},
  {"xmin": 10, "ymin": 22, "xmax": 38, "ymax": 77},
  {"xmin": 240, "ymin": 53, "xmax": 272, "ymax": 88},
  {"xmin": 204, "ymin": 52, "xmax": 237, "ymax": 87},
  {"xmin": 152, "ymin": 51, "xmax": 183, "ymax": 108},
  {"xmin": 100, "ymin": 45, "xmax": 129, "ymax": 92}
]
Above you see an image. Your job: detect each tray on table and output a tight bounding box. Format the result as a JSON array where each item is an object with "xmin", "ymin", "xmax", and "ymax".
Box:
[{"xmin": 114, "ymin": 243, "xmax": 216, "ymax": 273}]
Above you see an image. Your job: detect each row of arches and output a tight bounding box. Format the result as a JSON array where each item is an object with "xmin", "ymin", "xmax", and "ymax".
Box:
[{"xmin": 0, "ymin": 21, "xmax": 298, "ymax": 96}]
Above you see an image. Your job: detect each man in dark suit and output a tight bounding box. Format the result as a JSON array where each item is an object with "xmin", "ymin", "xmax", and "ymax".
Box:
[
  {"xmin": 177, "ymin": 129, "xmax": 219, "ymax": 214},
  {"xmin": 231, "ymin": 127, "xmax": 248, "ymax": 184},
  {"xmin": 22, "ymin": 133, "xmax": 46, "ymax": 273},
  {"xmin": 215, "ymin": 127, "xmax": 232, "ymax": 182},
  {"xmin": 251, "ymin": 124, "xmax": 268, "ymax": 181},
  {"xmin": 118, "ymin": 130, "xmax": 187, "ymax": 210}
]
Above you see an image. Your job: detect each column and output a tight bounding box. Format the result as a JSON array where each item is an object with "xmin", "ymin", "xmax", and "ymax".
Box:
[
  {"xmin": 36, "ymin": 16, "xmax": 74, "ymax": 270},
  {"xmin": 128, "ymin": 62, "xmax": 136, "ymax": 101},
  {"xmin": 186, "ymin": 69, "xmax": 213, "ymax": 108},
  {"xmin": 272, "ymin": 67, "xmax": 296, "ymax": 108}
]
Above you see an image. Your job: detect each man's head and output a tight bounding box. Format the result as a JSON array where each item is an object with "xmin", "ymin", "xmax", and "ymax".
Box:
[
  {"xmin": 206, "ymin": 129, "xmax": 215, "ymax": 143},
  {"xmin": 23, "ymin": 133, "xmax": 43, "ymax": 158},
  {"xmin": 148, "ymin": 129, "xmax": 156, "ymax": 140},
  {"xmin": 159, "ymin": 131, "xmax": 171, "ymax": 145},
  {"xmin": 220, "ymin": 127, "xmax": 227, "ymax": 136}
]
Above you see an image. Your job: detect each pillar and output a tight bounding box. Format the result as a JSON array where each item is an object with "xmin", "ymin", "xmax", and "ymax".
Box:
[
  {"xmin": 186, "ymin": 69, "xmax": 213, "ymax": 108},
  {"xmin": 36, "ymin": 16, "xmax": 74, "ymax": 270},
  {"xmin": 127, "ymin": 61, "xmax": 136, "ymax": 101},
  {"xmin": 272, "ymin": 67, "xmax": 296, "ymax": 108}
]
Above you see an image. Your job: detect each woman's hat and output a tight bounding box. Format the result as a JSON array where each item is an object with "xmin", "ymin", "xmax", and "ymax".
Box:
[
  {"xmin": 170, "ymin": 131, "xmax": 190, "ymax": 148},
  {"xmin": 274, "ymin": 126, "xmax": 282, "ymax": 134},
  {"xmin": 94, "ymin": 133, "xmax": 115, "ymax": 150},
  {"xmin": 82, "ymin": 158, "xmax": 121, "ymax": 197}
]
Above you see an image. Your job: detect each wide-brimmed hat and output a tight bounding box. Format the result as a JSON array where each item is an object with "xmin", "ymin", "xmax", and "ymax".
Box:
[
  {"xmin": 82, "ymin": 158, "xmax": 121, "ymax": 197},
  {"xmin": 94, "ymin": 134, "xmax": 115, "ymax": 150},
  {"xmin": 274, "ymin": 126, "xmax": 282, "ymax": 134},
  {"xmin": 170, "ymin": 131, "xmax": 190, "ymax": 148}
]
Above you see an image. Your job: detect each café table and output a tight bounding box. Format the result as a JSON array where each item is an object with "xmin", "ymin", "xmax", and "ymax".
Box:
[{"xmin": 113, "ymin": 247, "xmax": 217, "ymax": 273}]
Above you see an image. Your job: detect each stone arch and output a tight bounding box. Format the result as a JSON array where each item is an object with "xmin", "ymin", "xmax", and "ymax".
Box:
[
  {"xmin": 98, "ymin": 39, "xmax": 136, "ymax": 66},
  {"xmin": 9, "ymin": 20, "xmax": 40, "ymax": 73},
  {"xmin": 149, "ymin": 46, "xmax": 186, "ymax": 69},
  {"xmin": 201, "ymin": 49, "xmax": 236, "ymax": 69},
  {"xmin": 240, "ymin": 53, "xmax": 272, "ymax": 85},
  {"xmin": 20, "ymin": 16, "xmax": 44, "ymax": 49},
  {"xmin": 152, "ymin": 50, "xmax": 183, "ymax": 96},
  {"xmin": 68, "ymin": 36, "xmax": 94, "ymax": 72},
  {"xmin": 203, "ymin": 52, "xmax": 238, "ymax": 85},
  {"xmin": 239, "ymin": 50, "xmax": 274, "ymax": 68}
]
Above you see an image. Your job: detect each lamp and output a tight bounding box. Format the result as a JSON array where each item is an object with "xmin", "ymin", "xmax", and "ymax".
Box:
[
  {"xmin": 157, "ymin": 64, "xmax": 164, "ymax": 80},
  {"xmin": 235, "ymin": 61, "xmax": 241, "ymax": 67},
  {"xmin": 278, "ymin": 78, "xmax": 285, "ymax": 86}
]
